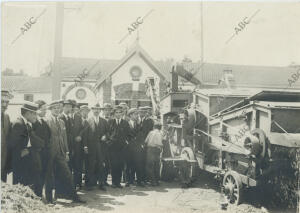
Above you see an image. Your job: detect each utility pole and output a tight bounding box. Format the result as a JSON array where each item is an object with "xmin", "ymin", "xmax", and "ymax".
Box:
[
  {"xmin": 200, "ymin": 1, "xmax": 204, "ymax": 82},
  {"xmin": 52, "ymin": 2, "xmax": 64, "ymax": 100}
]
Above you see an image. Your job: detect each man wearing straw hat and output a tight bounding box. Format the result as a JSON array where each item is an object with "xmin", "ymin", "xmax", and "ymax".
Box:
[
  {"xmin": 1, "ymin": 89, "xmax": 12, "ymax": 182},
  {"xmin": 9, "ymin": 101, "xmax": 41, "ymax": 185}
]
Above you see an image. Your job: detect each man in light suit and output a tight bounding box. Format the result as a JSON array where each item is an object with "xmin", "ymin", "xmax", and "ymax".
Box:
[
  {"xmin": 46, "ymin": 100, "xmax": 85, "ymax": 203},
  {"xmin": 1, "ymin": 90, "xmax": 12, "ymax": 182}
]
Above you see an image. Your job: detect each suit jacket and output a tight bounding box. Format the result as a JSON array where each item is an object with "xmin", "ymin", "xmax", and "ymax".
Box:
[
  {"xmin": 46, "ymin": 116, "xmax": 69, "ymax": 158},
  {"xmin": 32, "ymin": 118, "xmax": 51, "ymax": 152},
  {"xmin": 70, "ymin": 113, "xmax": 84, "ymax": 152},
  {"xmin": 136, "ymin": 117, "xmax": 154, "ymax": 145},
  {"xmin": 1, "ymin": 113, "xmax": 11, "ymax": 171},
  {"xmin": 58, "ymin": 114, "xmax": 72, "ymax": 153},
  {"xmin": 108, "ymin": 118, "xmax": 131, "ymax": 151},
  {"xmin": 86, "ymin": 117, "xmax": 109, "ymax": 153},
  {"xmin": 8, "ymin": 117, "xmax": 30, "ymax": 161}
]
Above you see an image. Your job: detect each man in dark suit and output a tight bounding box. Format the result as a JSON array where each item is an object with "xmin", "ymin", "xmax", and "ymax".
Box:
[
  {"xmin": 32, "ymin": 100, "xmax": 52, "ymax": 199},
  {"xmin": 125, "ymin": 108, "xmax": 140, "ymax": 187},
  {"xmin": 136, "ymin": 106, "xmax": 154, "ymax": 184},
  {"xmin": 9, "ymin": 102, "xmax": 42, "ymax": 186},
  {"xmin": 1, "ymin": 90, "xmax": 12, "ymax": 182},
  {"xmin": 46, "ymin": 100, "xmax": 85, "ymax": 203},
  {"xmin": 101, "ymin": 103, "xmax": 113, "ymax": 186},
  {"xmin": 58, "ymin": 99, "xmax": 73, "ymax": 171},
  {"xmin": 108, "ymin": 105, "xmax": 131, "ymax": 188},
  {"xmin": 86, "ymin": 103, "xmax": 108, "ymax": 191},
  {"xmin": 70, "ymin": 101, "xmax": 85, "ymax": 189},
  {"xmin": 79, "ymin": 105, "xmax": 90, "ymax": 186}
]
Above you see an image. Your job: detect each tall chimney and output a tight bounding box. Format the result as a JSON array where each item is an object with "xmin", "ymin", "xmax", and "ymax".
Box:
[{"xmin": 171, "ymin": 65, "xmax": 178, "ymax": 92}]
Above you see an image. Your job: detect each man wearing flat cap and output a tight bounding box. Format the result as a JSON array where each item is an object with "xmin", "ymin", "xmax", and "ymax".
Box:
[
  {"xmin": 46, "ymin": 100, "xmax": 85, "ymax": 203},
  {"xmin": 8, "ymin": 101, "xmax": 43, "ymax": 185},
  {"xmin": 86, "ymin": 103, "xmax": 109, "ymax": 190},
  {"xmin": 136, "ymin": 106, "xmax": 154, "ymax": 184},
  {"xmin": 1, "ymin": 90, "xmax": 12, "ymax": 182},
  {"xmin": 124, "ymin": 108, "xmax": 142, "ymax": 186},
  {"xmin": 108, "ymin": 105, "xmax": 131, "ymax": 188}
]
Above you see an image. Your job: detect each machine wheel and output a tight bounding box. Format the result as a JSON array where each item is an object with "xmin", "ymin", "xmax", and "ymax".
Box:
[
  {"xmin": 250, "ymin": 128, "xmax": 267, "ymax": 158},
  {"xmin": 180, "ymin": 147, "xmax": 196, "ymax": 178},
  {"xmin": 223, "ymin": 171, "xmax": 243, "ymax": 205}
]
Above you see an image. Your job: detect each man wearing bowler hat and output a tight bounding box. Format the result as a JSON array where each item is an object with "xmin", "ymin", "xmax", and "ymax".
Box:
[
  {"xmin": 9, "ymin": 101, "xmax": 42, "ymax": 185},
  {"xmin": 1, "ymin": 89, "xmax": 12, "ymax": 182},
  {"xmin": 46, "ymin": 100, "xmax": 85, "ymax": 203},
  {"xmin": 108, "ymin": 105, "xmax": 131, "ymax": 188}
]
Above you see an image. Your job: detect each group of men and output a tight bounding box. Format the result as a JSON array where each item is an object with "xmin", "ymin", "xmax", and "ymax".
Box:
[{"xmin": 1, "ymin": 89, "xmax": 164, "ymax": 204}]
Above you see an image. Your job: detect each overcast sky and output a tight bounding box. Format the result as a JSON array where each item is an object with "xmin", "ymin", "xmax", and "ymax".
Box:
[{"xmin": 2, "ymin": 1, "xmax": 300, "ymax": 77}]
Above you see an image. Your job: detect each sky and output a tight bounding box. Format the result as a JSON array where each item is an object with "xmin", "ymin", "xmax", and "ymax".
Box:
[{"xmin": 2, "ymin": 1, "xmax": 300, "ymax": 77}]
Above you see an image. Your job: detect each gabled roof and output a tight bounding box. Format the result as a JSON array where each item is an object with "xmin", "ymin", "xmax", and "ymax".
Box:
[
  {"xmin": 94, "ymin": 41, "xmax": 169, "ymax": 89},
  {"xmin": 1, "ymin": 76, "xmax": 52, "ymax": 93}
]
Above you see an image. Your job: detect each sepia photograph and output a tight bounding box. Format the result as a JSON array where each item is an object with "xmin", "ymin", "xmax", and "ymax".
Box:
[{"xmin": 1, "ymin": 1, "xmax": 300, "ymax": 212}]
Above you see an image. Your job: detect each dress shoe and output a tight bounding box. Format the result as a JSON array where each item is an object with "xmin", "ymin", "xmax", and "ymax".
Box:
[
  {"xmin": 111, "ymin": 184, "xmax": 117, "ymax": 188},
  {"xmin": 104, "ymin": 182, "xmax": 110, "ymax": 187},
  {"xmin": 125, "ymin": 183, "xmax": 130, "ymax": 187}
]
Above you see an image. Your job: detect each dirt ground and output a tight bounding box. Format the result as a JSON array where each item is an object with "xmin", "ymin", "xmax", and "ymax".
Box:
[
  {"xmin": 47, "ymin": 173, "xmax": 296, "ymax": 213},
  {"xmin": 3, "ymin": 173, "xmax": 296, "ymax": 213}
]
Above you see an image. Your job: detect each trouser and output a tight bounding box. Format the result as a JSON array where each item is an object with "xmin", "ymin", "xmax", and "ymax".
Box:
[
  {"xmin": 30, "ymin": 149, "xmax": 43, "ymax": 197},
  {"xmin": 48, "ymin": 152, "xmax": 76, "ymax": 200},
  {"xmin": 134, "ymin": 145, "xmax": 145, "ymax": 184},
  {"xmin": 102, "ymin": 143, "xmax": 110, "ymax": 182},
  {"xmin": 87, "ymin": 143, "xmax": 105, "ymax": 186},
  {"xmin": 146, "ymin": 147, "xmax": 161, "ymax": 184},
  {"xmin": 110, "ymin": 149, "xmax": 125, "ymax": 185},
  {"xmin": 73, "ymin": 143, "xmax": 84, "ymax": 187},
  {"xmin": 12, "ymin": 150, "xmax": 32, "ymax": 186},
  {"xmin": 1, "ymin": 145, "xmax": 7, "ymax": 182},
  {"xmin": 125, "ymin": 145, "xmax": 135, "ymax": 184}
]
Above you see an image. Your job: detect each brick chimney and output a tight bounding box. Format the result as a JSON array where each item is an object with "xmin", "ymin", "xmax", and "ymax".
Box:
[{"xmin": 171, "ymin": 65, "xmax": 178, "ymax": 92}]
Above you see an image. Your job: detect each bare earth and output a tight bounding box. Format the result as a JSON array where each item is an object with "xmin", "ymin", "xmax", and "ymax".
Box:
[{"xmin": 50, "ymin": 175, "xmax": 295, "ymax": 213}]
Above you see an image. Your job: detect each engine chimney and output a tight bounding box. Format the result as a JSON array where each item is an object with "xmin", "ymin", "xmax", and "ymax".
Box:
[{"xmin": 171, "ymin": 65, "xmax": 178, "ymax": 92}]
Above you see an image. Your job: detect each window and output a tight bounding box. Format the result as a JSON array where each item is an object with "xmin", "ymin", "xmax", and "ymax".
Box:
[
  {"xmin": 24, "ymin": 94, "xmax": 34, "ymax": 102},
  {"xmin": 172, "ymin": 99, "xmax": 188, "ymax": 108}
]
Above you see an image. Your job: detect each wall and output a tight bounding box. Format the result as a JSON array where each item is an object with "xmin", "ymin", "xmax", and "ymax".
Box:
[{"xmin": 110, "ymin": 53, "xmax": 160, "ymax": 101}]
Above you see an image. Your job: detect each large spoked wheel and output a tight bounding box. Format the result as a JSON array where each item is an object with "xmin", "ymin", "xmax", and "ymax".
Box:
[
  {"xmin": 180, "ymin": 147, "xmax": 196, "ymax": 179},
  {"xmin": 223, "ymin": 171, "xmax": 243, "ymax": 205}
]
